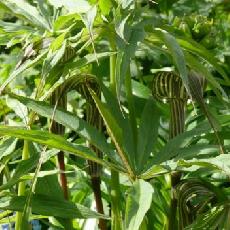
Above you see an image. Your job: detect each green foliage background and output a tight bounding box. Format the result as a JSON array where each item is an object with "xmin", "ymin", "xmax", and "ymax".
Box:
[{"xmin": 0, "ymin": 0, "xmax": 229, "ymax": 229}]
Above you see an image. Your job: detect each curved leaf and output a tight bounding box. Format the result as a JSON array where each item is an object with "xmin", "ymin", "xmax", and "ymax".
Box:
[
  {"xmin": 0, "ymin": 194, "xmax": 108, "ymax": 219},
  {"xmin": 0, "ymin": 126, "xmax": 124, "ymax": 173},
  {"xmin": 9, "ymin": 93, "xmax": 121, "ymax": 165}
]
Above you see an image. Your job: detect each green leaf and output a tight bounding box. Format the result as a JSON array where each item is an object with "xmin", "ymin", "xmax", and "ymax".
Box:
[
  {"xmin": 0, "ymin": 51, "xmax": 47, "ymax": 95},
  {"xmin": 152, "ymin": 29, "xmax": 190, "ymax": 97},
  {"xmin": 81, "ymin": 5, "xmax": 98, "ymax": 63},
  {"xmin": 35, "ymin": 162, "xmax": 66, "ymax": 200},
  {"xmin": 0, "ymin": 126, "xmax": 123, "ymax": 172},
  {"xmin": 54, "ymin": 13, "xmax": 81, "ymax": 31},
  {"xmin": 36, "ymin": 0, "xmax": 52, "ymax": 30},
  {"xmin": 115, "ymin": 22, "xmax": 145, "ymax": 99},
  {"xmin": 42, "ymin": 38, "xmax": 66, "ymax": 78},
  {"xmin": 132, "ymin": 80, "xmax": 151, "ymax": 99},
  {"xmin": 0, "ymin": 137, "xmax": 17, "ymax": 160},
  {"xmin": 63, "ymin": 52, "xmax": 116, "ymax": 74},
  {"xmin": 125, "ymin": 179, "xmax": 154, "ymax": 230},
  {"xmin": 0, "ymin": 150, "xmax": 39, "ymax": 191},
  {"xmin": 81, "ymin": 5, "xmax": 97, "ymax": 32},
  {"xmin": 48, "ymin": 0, "xmax": 91, "ymax": 13},
  {"xmin": 152, "ymin": 122, "xmax": 212, "ymax": 165},
  {"xmin": 0, "ymin": 194, "xmax": 108, "ymax": 219},
  {"xmin": 143, "ymin": 115, "xmax": 230, "ymax": 174},
  {"xmin": 0, "ymin": 0, "xmax": 51, "ymax": 31},
  {"xmin": 0, "ymin": 20, "xmax": 35, "ymax": 33},
  {"xmin": 174, "ymin": 144, "xmax": 219, "ymax": 160},
  {"xmin": 9, "ymin": 93, "xmax": 121, "ymax": 166},
  {"xmin": 6, "ymin": 97, "xmax": 28, "ymax": 124},
  {"xmin": 177, "ymin": 37, "xmax": 230, "ymax": 85},
  {"xmin": 99, "ymin": 0, "xmax": 112, "ymax": 15},
  {"xmin": 188, "ymin": 70, "xmax": 225, "ymax": 153},
  {"xmin": 136, "ymin": 98, "xmax": 160, "ymax": 173},
  {"xmin": 90, "ymin": 89, "xmax": 135, "ymax": 177},
  {"xmin": 101, "ymin": 82, "xmax": 138, "ymax": 169},
  {"xmin": 178, "ymin": 153, "xmax": 230, "ymax": 175}
]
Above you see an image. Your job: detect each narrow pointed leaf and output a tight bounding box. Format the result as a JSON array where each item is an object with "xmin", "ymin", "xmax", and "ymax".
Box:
[
  {"xmin": 90, "ymin": 89, "xmax": 135, "ymax": 177},
  {"xmin": 136, "ymin": 98, "xmax": 160, "ymax": 173},
  {"xmin": 0, "ymin": 126, "xmax": 123, "ymax": 172},
  {"xmin": 9, "ymin": 93, "xmax": 120, "ymax": 165},
  {"xmin": 148, "ymin": 115, "xmax": 230, "ymax": 165},
  {"xmin": 177, "ymin": 37, "xmax": 230, "ymax": 85},
  {"xmin": 0, "ymin": 195, "xmax": 108, "ymax": 219},
  {"xmin": 125, "ymin": 179, "xmax": 154, "ymax": 230}
]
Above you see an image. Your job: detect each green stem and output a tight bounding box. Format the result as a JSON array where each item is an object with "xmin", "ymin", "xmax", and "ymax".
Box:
[
  {"xmin": 111, "ymin": 170, "xmax": 122, "ymax": 230},
  {"xmin": 15, "ymin": 140, "xmax": 29, "ymax": 230},
  {"xmin": 110, "ymin": 41, "xmax": 123, "ymax": 230},
  {"xmin": 110, "ymin": 43, "xmax": 116, "ymax": 95}
]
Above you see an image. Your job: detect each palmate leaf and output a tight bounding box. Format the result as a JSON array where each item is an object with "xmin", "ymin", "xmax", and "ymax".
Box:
[
  {"xmin": 140, "ymin": 115, "xmax": 230, "ymax": 179},
  {"xmin": 89, "ymin": 89, "xmax": 135, "ymax": 177},
  {"xmin": 115, "ymin": 19, "xmax": 146, "ymax": 100},
  {"xmin": 0, "ymin": 126, "xmax": 123, "ymax": 173},
  {"xmin": 8, "ymin": 93, "xmax": 121, "ymax": 166},
  {"xmin": 125, "ymin": 179, "xmax": 154, "ymax": 230},
  {"xmin": 0, "ymin": 194, "xmax": 108, "ymax": 219},
  {"xmin": 0, "ymin": 0, "xmax": 51, "ymax": 31},
  {"xmin": 99, "ymin": 82, "xmax": 138, "ymax": 172}
]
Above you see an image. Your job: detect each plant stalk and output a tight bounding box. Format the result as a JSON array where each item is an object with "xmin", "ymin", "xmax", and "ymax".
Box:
[
  {"xmin": 15, "ymin": 140, "xmax": 29, "ymax": 230},
  {"xmin": 109, "ymin": 41, "xmax": 123, "ymax": 230},
  {"xmin": 91, "ymin": 177, "xmax": 107, "ymax": 230}
]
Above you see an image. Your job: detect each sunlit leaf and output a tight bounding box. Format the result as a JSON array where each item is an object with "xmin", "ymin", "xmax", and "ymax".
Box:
[
  {"xmin": 125, "ymin": 179, "xmax": 154, "ymax": 230},
  {"xmin": 0, "ymin": 0, "xmax": 51, "ymax": 31}
]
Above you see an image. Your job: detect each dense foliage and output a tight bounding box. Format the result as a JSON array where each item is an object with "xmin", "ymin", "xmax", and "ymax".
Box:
[{"xmin": 0, "ymin": 0, "xmax": 229, "ymax": 229}]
